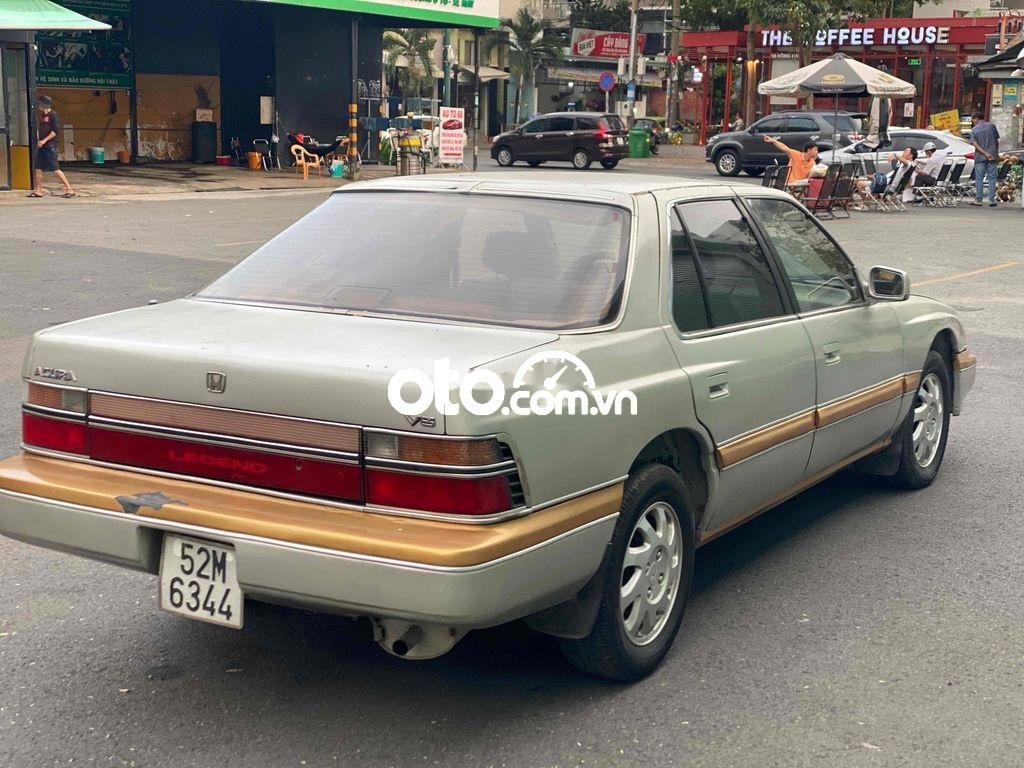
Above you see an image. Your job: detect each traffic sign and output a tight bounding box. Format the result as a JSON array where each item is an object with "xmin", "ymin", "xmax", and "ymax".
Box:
[
  {"xmin": 626, "ymin": 82, "xmax": 636, "ymax": 100},
  {"xmin": 598, "ymin": 71, "xmax": 616, "ymax": 93}
]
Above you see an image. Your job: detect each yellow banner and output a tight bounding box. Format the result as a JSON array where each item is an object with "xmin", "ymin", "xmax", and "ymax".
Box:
[{"xmin": 929, "ymin": 109, "xmax": 960, "ymax": 133}]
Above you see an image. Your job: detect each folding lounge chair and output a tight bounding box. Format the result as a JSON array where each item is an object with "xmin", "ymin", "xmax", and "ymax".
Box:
[{"xmin": 918, "ymin": 160, "xmax": 952, "ymax": 207}]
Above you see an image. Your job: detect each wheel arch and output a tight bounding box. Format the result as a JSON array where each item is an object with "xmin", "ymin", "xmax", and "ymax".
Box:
[{"xmin": 629, "ymin": 429, "xmax": 712, "ymax": 530}]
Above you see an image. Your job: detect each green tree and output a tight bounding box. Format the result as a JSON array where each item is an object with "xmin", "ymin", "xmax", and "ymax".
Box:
[
  {"xmin": 383, "ymin": 28, "xmax": 437, "ymax": 98},
  {"xmin": 483, "ymin": 6, "xmax": 564, "ymax": 126},
  {"xmin": 569, "ymin": 0, "xmax": 631, "ymax": 32}
]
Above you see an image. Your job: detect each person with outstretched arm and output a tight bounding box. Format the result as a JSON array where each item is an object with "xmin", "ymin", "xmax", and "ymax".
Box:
[{"xmin": 762, "ymin": 135, "xmax": 819, "ymax": 186}]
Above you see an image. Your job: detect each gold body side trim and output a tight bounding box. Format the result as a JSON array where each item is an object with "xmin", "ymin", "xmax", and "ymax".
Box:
[
  {"xmin": 698, "ymin": 438, "xmax": 891, "ymax": 546},
  {"xmin": 0, "ymin": 454, "xmax": 622, "ymax": 568},
  {"xmin": 715, "ymin": 411, "xmax": 816, "ymax": 469},
  {"xmin": 903, "ymin": 372, "xmax": 921, "ymax": 393},
  {"xmin": 954, "ymin": 350, "xmax": 977, "ymax": 372},
  {"xmin": 815, "ymin": 378, "xmax": 904, "ymax": 429}
]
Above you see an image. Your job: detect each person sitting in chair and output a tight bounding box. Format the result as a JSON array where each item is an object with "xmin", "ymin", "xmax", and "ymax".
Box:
[{"xmin": 761, "ymin": 136, "xmax": 819, "ymax": 186}]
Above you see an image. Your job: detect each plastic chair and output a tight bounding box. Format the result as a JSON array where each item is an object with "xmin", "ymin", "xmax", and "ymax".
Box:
[{"xmin": 290, "ymin": 143, "xmax": 322, "ymax": 181}]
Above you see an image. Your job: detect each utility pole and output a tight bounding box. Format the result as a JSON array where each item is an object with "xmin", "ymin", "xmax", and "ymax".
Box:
[
  {"xmin": 442, "ymin": 29, "xmax": 452, "ymax": 107},
  {"xmin": 473, "ymin": 29, "xmax": 480, "ymax": 171},
  {"xmin": 669, "ymin": 0, "xmax": 680, "ymax": 125},
  {"xmin": 626, "ymin": 0, "xmax": 639, "ymax": 125},
  {"xmin": 346, "ymin": 15, "xmax": 360, "ymax": 180}
]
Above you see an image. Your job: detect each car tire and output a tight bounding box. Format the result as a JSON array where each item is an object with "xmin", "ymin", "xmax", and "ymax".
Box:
[
  {"xmin": 527, "ymin": 160, "xmax": 543, "ymax": 167},
  {"xmin": 572, "ymin": 149, "xmax": 592, "ymax": 170},
  {"xmin": 714, "ymin": 149, "xmax": 741, "ymax": 176},
  {"xmin": 600, "ymin": 159, "xmax": 619, "ymax": 170},
  {"xmin": 890, "ymin": 350, "xmax": 952, "ymax": 490},
  {"xmin": 743, "ymin": 167, "xmax": 764, "ymax": 177},
  {"xmin": 495, "ymin": 147, "xmax": 514, "ymax": 167},
  {"xmin": 558, "ymin": 463, "xmax": 695, "ymax": 681}
]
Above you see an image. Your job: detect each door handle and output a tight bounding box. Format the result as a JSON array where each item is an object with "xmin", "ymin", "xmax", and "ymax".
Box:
[
  {"xmin": 707, "ymin": 372, "xmax": 730, "ymax": 399},
  {"xmin": 823, "ymin": 342, "xmax": 842, "ymax": 365}
]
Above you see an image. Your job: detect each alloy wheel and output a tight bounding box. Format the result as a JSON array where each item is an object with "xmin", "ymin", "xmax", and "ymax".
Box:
[
  {"xmin": 497, "ymin": 148, "xmax": 513, "ymax": 166},
  {"xmin": 620, "ymin": 501, "xmax": 683, "ymax": 646},
  {"xmin": 912, "ymin": 372, "xmax": 944, "ymax": 468}
]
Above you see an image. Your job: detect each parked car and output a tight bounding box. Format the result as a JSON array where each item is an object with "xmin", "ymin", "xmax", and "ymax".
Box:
[
  {"xmin": 0, "ymin": 174, "xmax": 975, "ymax": 681},
  {"xmin": 491, "ymin": 112, "xmax": 628, "ymax": 169},
  {"xmin": 705, "ymin": 110, "xmax": 861, "ymax": 176},
  {"xmin": 819, "ymin": 128, "xmax": 977, "ymax": 177},
  {"xmin": 633, "ymin": 116, "xmax": 667, "ymax": 154}
]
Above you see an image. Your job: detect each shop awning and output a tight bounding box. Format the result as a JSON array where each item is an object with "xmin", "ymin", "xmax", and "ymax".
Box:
[
  {"xmin": 247, "ymin": 0, "xmax": 499, "ymax": 29},
  {"xmin": 0, "ymin": 0, "xmax": 111, "ymax": 30},
  {"xmin": 457, "ymin": 65, "xmax": 510, "ymax": 83},
  {"xmin": 547, "ymin": 65, "xmax": 661, "ymax": 87}
]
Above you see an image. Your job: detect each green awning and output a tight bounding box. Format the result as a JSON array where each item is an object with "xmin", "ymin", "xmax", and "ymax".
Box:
[
  {"xmin": 0, "ymin": 0, "xmax": 111, "ymax": 31},
  {"xmin": 246, "ymin": 0, "xmax": 500, "ymax": 29}
]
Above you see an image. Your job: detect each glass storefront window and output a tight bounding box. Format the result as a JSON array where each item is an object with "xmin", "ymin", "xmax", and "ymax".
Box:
[
  {"xmin": 960, "ymin": 62, "xmax": 986, "ymax": 118},
  {"xmin": 928, "ymin": 56, "xmax": 957, "ymax": 116}
]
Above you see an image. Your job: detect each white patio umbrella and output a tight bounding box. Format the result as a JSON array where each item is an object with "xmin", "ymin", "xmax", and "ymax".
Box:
[{"xmin": 758, "ymin": 53, "xmax": 916, "ymax": 145}]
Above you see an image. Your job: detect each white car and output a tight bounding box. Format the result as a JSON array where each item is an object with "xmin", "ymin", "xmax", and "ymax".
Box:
[{"xmin": 820, "ymin": 128, "xmax": 976, "ymax": 177}]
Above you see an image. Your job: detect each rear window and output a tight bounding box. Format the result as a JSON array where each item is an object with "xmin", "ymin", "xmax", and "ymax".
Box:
[
  {"xmin": 822, "ymin": 114, "xmax": 857, "ymax": 132},
  {"xmin": 602, "ymin": 115, "xmax": 626, "ymax": 131},
  {"xmin": 198, "ymin": 193, "xmax": 631, "ymax": 330}
]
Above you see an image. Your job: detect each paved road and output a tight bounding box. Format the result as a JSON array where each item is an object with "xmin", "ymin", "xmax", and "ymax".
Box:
[{"xmin": 1, "ymin": 183, "xmax": 1022, "ymax": 767}]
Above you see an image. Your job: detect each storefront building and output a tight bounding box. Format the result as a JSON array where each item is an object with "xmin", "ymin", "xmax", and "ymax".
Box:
[
  {"xmin": 681, "ymin": 15, "xmax": 1018, "ymax": 134},
  {"xmin": 1, "ymin": 0, "xmax": 109, "ymax": 189},
  {"xmin": 31, "ymin": 0, "xmax": 498, "ymax": 166}
]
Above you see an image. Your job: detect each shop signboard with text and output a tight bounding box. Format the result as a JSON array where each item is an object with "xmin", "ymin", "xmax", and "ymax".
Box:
[
  {"xmin": 36, "ymin": 0, "xmax": 132, "ymax": 89},
  {"xmin": 250, "ymin": 0, "xmax": 500, "ymax": 27},
  {"xmin": 760, "ymin": 24, "xmax": 951, "ymax": 48},
  {"xmin": 438, "ymin": 107, "xmax": 465, "ymax": 165},
  {"xmin": 570, "ymin": 29, "xmax": 646, "ymax": 59},
  {"xmin": 930, "ymin": 109, "xmax": 960, "ymax": 133}
]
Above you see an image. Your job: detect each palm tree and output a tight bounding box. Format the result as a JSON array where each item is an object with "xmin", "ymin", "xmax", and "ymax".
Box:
[
  {"xmin": 383, "ymin": 28, "xmax": 437, "ymax": 98},
  {"xmin": 483, "ymin": 7, "xmax": 563, "ymax": 127}
]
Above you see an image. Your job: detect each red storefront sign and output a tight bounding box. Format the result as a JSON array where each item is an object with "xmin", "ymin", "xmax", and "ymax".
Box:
[{"xmin": 570, "ymin": 28, "xmax": 646, "ymax": 59}]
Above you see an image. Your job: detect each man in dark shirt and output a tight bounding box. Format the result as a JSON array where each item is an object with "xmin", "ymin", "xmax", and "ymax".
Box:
[
  {"xmin": 969, "ymin": 110, "xmax": 1000, "ymax": 207},
  {"xmin": 30, "ymin": 95, "xmax": 76, "ymax": 198}
]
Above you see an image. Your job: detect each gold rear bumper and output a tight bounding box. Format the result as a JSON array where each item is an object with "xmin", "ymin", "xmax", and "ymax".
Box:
[{"xmin": 0, "ymin": 454, "xmax": 621, "ymax": 568}]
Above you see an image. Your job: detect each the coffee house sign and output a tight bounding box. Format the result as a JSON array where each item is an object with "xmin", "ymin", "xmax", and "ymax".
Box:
[{"xmin": 761, "ymin": 25, "xmax": 950, "ymax": 47}]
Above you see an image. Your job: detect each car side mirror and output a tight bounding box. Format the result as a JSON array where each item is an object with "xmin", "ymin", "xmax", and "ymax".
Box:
[{"xmin": 867, "ymin": 266, "xmax": 909, "ymax": 301}]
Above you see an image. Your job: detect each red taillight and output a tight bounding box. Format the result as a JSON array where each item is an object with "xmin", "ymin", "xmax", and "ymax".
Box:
[
  {"xmin": 594, "ymin": 127, "xmax": 609, "ymax": 140},
  {"xmin": 965, "ymin": 152, "xmax": 974, "ymax": 159},
  {"xmin": 22, "ymin": 411, "xmax": 88, "ymax": 454},
  {"xmin": 365, "ymin": 469, "xmax": 512, "ymax": 516},
  {"xmin": 88, "ymin": 427, "xmax": 364, "ymax": 502}
]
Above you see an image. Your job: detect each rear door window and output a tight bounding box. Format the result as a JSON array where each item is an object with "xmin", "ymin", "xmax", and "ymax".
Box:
[
  {"xmin": 821, "ymin": 114, "xmax": 857, "ymax": 132},
  {"xmin": 522, "ymin": 118, "xmax": 550, "ymax": 134},
  {"xmin": 668, "ymin": 211, "xmax": 711, "ymax": 333},
  {"xmin": 787, "ymin": 116, "xmax": 819, "ymax": 133},
  {"xmin": 548, "ymin": 116, "xmax": 574, "ymax": 132},
  {"xmin": 603, "ymin": 115, "xmax": 626, "ymax": 132},
  {"xmin": 674, "ymin": 199, "xmax": 787, "ymax": 328}
]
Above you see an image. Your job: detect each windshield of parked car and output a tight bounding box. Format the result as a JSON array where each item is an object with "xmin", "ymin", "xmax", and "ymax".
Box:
[
  {"xmin": 197, "ymin": 193, "xmax": 631, "ymax": 330},
  {"xmin": 821, "ymin": 115, "xmax": 857, "ymax": 132}
]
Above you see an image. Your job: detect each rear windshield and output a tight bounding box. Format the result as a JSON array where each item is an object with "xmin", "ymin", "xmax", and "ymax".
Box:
[
  {"xmin": 602, "ymin": 115, "xmax": 626, "ymax": 131},
  {"xmin": 822, "ymin": 114, "xmax": 857, "ymax": 131},
  {"xmin": 198, "ymin": 193, "xmax": 631, "ymax": 330}
]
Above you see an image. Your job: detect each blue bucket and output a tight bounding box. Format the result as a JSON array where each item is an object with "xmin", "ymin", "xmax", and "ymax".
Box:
[{"xmin": 89, "ymin": 147, "xmax": 105, "ymax": 164}]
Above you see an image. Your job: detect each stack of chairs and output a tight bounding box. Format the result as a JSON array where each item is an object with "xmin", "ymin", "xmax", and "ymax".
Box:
[{"xmin": 918, "ymin": 160, "xmax": 954, "ymax": 207}]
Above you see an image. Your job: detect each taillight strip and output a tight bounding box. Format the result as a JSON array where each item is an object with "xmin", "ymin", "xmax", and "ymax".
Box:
[
  {"xmin": 90, "ymin": 391, "xmax": 360, "ymax": 453},
  {"xmin": 88, "ymin": 417, "xmax": 359, "ymax": 463},
  {"xmin": 363, "ymin": 456, "xmax": 518, "ymax": 477}
]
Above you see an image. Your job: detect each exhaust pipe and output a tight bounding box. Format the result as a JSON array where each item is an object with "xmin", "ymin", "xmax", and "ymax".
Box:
[
  {"xmin": 373, "ymin": 618, "xmax": 466, "ymax": 660},
  {"xmin": 391, "ymin": 625, "xmax": 424, "ymax": 657}
]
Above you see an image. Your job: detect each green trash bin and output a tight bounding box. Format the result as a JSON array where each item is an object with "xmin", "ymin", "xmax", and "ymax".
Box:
[{"xmin": 628, "ymin": 127, "xmax": 650, "ymax": 159}]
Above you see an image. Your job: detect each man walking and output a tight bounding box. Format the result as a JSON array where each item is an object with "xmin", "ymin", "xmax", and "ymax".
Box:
[
  {"xmin": 29, "ymin": 95, "xmax": 76, "ymax": 199},
  {"xmin": 969, "ymin": 110, "xmax": 999, "ymax": 207}
]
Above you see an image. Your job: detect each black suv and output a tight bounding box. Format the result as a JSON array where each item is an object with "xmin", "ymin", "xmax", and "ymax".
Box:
[
  {"xmin": 491, "ymin": 112, "xmax": 629, "ymax": 170},
  {"xmin": 705, "ymin": 111, "xmax": 860, "ymax": 176}
]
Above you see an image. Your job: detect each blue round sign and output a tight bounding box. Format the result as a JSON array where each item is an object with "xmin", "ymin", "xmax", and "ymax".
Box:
[{"xmin": 598, "ymin": 71, "xmax": 616, "ymax": 93}]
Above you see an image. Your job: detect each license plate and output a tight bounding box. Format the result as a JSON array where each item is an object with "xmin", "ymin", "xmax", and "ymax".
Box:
[
  {"xmin": 160, "ymin": 535, "xmax": 243, "ymax": 629},
  {"xmin": 616, "ymin": 137, "xmax": 624, "ymax": 145}
]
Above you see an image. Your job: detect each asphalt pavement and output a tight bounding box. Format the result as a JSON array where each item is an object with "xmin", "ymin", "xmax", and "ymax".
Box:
[{"xmin": 1, "ymin": 172, "xmax": 1022, "ymax": 768}]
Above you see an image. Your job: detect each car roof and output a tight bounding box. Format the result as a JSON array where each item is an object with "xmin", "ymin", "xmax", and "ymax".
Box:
[
  {"xmin": 334, "ymin": 172, "xmax": 792, "ymax": 202},
  {"xmin": 533, "ymin": 111, "xmax": 611, "ymax": 118},
  {"xmin": 763, "ymin": 110, "xmax": 856, "ymax": 117}
]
